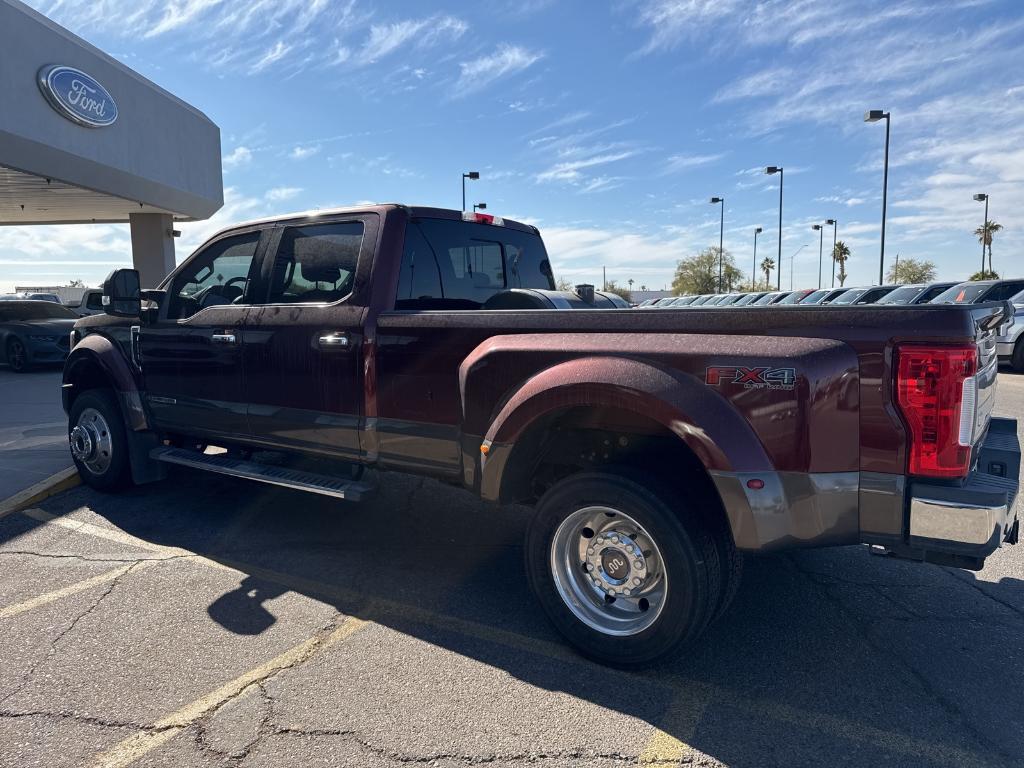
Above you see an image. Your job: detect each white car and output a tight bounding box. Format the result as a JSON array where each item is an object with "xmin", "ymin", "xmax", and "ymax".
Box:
[{"xmin": 73, "ymin": 288, "xmax": 105, "ymax": 316}]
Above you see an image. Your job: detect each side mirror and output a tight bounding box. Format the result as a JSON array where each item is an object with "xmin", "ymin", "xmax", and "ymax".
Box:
[{"xmin": 102, "ymin": 269, "xmax": 141, "ymax": 317}]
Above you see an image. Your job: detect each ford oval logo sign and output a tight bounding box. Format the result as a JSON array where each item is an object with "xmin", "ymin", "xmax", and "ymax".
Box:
[{"xmin": 37, "ymin": 65, "xmax": 118, "ymax": 128}]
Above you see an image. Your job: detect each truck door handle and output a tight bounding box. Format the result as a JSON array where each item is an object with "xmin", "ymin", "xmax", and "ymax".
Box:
[
  {"xmin": 211, "ymin": 333, "xmax": 237, "ymax": 344},
  {"xmin": 318, "ymin": 332, "xmax": 350, "ymax": 348}
]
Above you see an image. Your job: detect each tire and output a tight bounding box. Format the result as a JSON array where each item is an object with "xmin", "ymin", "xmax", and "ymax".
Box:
[
  {"xmin": 1013, "ymin": 338, "xmax": 1024, "ymax": 374},
  {"xmin": 525, "ymin": 471, "xmax": 721, "ymax": 667},
  {"xmin": 711, "ymin": 530, "xmax": 743, "ymax": 624},
  {"xmin": 69, "ymin": 389, "xmax": 131, "ymax": 491},
  {"xmin": 6, "ymin": 337, "xmax": 30, "ymax": 372}
]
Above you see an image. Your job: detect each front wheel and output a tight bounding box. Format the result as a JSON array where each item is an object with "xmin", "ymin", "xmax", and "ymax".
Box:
[
  {"xmin": 525, "ymin": 471, "xmax": 721, "ymax": 667},
  {"xmin": 6, "ymin": 338, "xmax": 30, "ymax": 372},
  {"xmin": 1012, "ymin": 337, "xmax": 1024, "ymax": 373},
  {"xmin": 69, "ymin": 390, "xmax": 131, "ymax": 491}
]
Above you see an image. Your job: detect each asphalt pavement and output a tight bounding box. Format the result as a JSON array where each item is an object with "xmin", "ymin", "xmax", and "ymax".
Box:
[
  {"xmin": 0, "ymin": 369, "xmax": 70, "ymax": 499},
  {"xmin": 0, "ymin": 372, "xmax": 1022, "ymax": 767}
]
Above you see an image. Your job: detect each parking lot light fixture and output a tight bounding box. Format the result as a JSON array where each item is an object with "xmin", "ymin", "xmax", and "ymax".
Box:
[
  {"xmin": 473, "ymin": 202, "xmax": 487, "ymax": 212},
  {"xmin": 812, "ymin": 224, "xmax": 824, "ymax": 288},
  {"xmin": 462, "ymin": 171, "xmax": 480, "ymax": 211},
  {"xmin": 864, "ymin": 110, "xmax": 890, "ymax": 285},
  {"xmin": 765, "ymin": 167, "xmax": 784, "ymax": 289},
  {"xmin": 753, "ymin": 226, "xmax": 763, "ymax": 288},
  {"xmin": 826, "ymin": 219, "xmax": 837, "ymax": 287},
  {"xmin": 710, "ymin": 197, "xmax": 725, "ymax": 291},
  {"xmin": 974, "ymin": 193, "xmax": 989, "ymax": 275}
]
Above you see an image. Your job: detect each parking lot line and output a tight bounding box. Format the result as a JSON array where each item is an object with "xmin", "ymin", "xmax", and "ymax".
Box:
[
  {"xmin": 0, "ymin": 563, "xmax": 136, "ymax": 619},
  {"xmin": 638, "ymin": 686, "xmax": 711, "ymax": 764},
  {"xmin": 0, "ymin": 466, "xmax": 79, "ymax": 519},
  {"xmin": 91, "ymin": 615, "xmax": 368, "ymax": 768},
  {"xmin": 18, "ymin": 505, "xmax": 1004, "ymax": 768}
]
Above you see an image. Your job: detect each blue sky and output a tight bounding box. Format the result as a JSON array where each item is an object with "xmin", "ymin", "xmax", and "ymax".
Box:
[{"xmin": 5, "ymin": 0, "xmax": 1024, "ymax": 293}]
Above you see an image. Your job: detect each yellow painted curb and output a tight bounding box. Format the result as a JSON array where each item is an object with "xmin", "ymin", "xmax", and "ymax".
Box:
[{"xmin": 0, "ymin": 466, "xmax": 80, "ymax": 519}]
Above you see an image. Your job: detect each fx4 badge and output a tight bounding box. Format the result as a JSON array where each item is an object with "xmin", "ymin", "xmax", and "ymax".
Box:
[{"xmin": 705, "ymin": 366, "xmax": 797, "ymax": 391}]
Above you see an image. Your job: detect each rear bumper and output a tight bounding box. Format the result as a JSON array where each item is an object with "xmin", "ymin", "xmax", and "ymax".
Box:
[
  {"xmin": 905, "ymin": 417, "xmax": 1019, "ymax": 566},
  {"xmin": 996, "ymin": 340, "xmax": 1015, "ymax": 358}
]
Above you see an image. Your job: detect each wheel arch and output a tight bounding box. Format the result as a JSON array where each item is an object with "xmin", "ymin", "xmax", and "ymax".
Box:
[{"xmin": 63, "ymin": 334, "xmax": 149, "ymax": 432}]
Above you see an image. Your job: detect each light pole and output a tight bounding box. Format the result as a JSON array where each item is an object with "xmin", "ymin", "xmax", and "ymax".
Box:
[
  {"xmin": 864, "ymin": 110, "xmax": 890, "ymax": 285},
  {"xmin": 710, "ymin": 197, "xmax": 725, "ymax": 292},
  {"xmin": 753, "ymin": 226, "xmax": 762, "ymax": 289},
  {"xmin": 973, "ymin": 193, "xmax": 989, "ymax": 275},
  {"xmin": 812, "ymin": 224, "xmax": 824, "ymax": 288},
  {"xmin": 765, "ymin": 167, "xmax": 783, "ymax": 289},
  {"xmin": 789, "ymin": 244, "xmax": 808, "ymax": 291},
  {"xmin": 473, "ymin": 202, "xmax": 487, "ymax": 213},
  {"xmin": 826, "ymin": 218, "xmax": 837, "ymax": 287},
  {"xmin": 462, "ymin": 171, "xmax": 479, "ymax": 211}
]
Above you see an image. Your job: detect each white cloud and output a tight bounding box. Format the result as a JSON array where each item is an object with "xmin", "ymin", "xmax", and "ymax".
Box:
[
  {"xmin": 454, "ymin": 45, "xmax": 543, "ymax": 97},
  {"xmin": 222, "ymin": 146, "xmax": 253, "ymax": 169},
  {"xmin": 663, "ymin": 153, "xmax": 726, "ymax": 174},
  {"xmin": 536, "ymin": 151, "xmax": 638, "ymax": 184},
  {"xmin": 356, "ymin": 15, "xmax": 466, "ymax": 65},
  {"xmin": 289, "ymin": 145, "xmax": 321, "ymax": 160},
  {"xmin": 265, "ymin": 186, "xmax": 303, "ymax": 201},
  {"xmin": 249, "ymin": 41, "xmax": 291, "ymax": 74}
]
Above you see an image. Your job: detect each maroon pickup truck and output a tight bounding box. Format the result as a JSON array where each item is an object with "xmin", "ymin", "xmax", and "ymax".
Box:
[{"xmin": 63, "ymin": 204, "xmax": 1020, "ymax": 666}]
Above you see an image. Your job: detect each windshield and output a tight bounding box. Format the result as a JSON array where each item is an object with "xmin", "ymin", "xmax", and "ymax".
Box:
[
  {"xmin": 831, "ymin": 288, "xmax": 866, "ymax": 305},
  {"xmin": 931, "ymin": 283, "xmax": 989, "ymax": 304},
  {"xmin": 753, "ymin": 292, "xmax": 779, "ymax": 305},
  {"xmin": 875, "ymin": 285, "xmax": 922, "ymax": 305},
  {"xmin": 778, "ymin": 290, "xmax": 810, "ymax": 304},
  {"xmin": 1011, "ymin": 289, "xmax": 1024, "ymax": 306},
  {"xmin": 800, "ymin": 290, "xmax": 829, "ymax": 304},
  {"xmin": 0, "ymin": 302, "xmax": 78, "ymax": 321}
]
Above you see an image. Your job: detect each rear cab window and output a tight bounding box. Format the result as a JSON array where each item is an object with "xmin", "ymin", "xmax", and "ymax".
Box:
[{"xmin": 395, "ymin": 217, "xmax": 554, "ymax": 310}]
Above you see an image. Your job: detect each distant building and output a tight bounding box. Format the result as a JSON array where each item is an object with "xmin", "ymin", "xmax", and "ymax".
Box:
[{"xmin": 14, "ymin": 285, "xmax": 88, "ymax": 304}]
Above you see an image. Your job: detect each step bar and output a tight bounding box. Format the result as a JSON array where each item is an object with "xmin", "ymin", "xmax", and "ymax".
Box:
[{"xmin": 150, "ymin": 447, "xmax": 374, "ymax": 501}]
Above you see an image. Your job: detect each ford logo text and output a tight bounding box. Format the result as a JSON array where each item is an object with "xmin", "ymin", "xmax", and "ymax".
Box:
[{"xmin": 37, "ymin": 65, "xmax": 118, "ymax": 128}]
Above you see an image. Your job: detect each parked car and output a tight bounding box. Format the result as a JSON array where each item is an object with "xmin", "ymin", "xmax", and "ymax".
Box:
[
  {"xmin": 21, "ymin": 292, "xmax": 62, "ymax": 304},
  {"xmin": 996, "ymin": 288, "xmax": 1024, "ymax": 371},
  {"xmin": 874, "ymin": 282, "xmax": 957, "ymax": 306},
  {"xmin": 751, "ymin": 291, "xmax": 790, "ymax": 305},
  {"xmin": 0, "ymin": 300, "xmax": 77, "ymax": 371},
  {"xmin": 64, "ymin": 203, "xmax": 1019, "ymax": 667},
  {"xmin": 777, "ymin": 288, "xmax": 816, "ymax": 305},
  {"xmin": 931, "ymin": 278, "xmax": 1024, "ymax": 305},
  {"xmin": 829, "ymin": 285, "xmax": 898, "ymax": 305},
  {"xmin": 799, "ymin": 288, "xmax": 845, "ymax": 305},
  {"xmin": 72, "ymin": 288, "xmax": 106, "ymax": 316},
  {"xmin": 734, "ymin": 291, "xmax": 769, "ymax": 306}
]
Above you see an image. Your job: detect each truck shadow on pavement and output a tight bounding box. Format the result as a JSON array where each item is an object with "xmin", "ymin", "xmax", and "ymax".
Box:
[{"xmin": 13, "ymin": 468, "xmax": 1024, "ymax": 767}]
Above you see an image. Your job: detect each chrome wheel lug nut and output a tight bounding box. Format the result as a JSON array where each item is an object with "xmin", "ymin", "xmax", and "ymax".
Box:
[
  {"xmin": 586, "ymin": 563, "xmax": 594, "ymax": 572},
  {"xmin": 610, "ymin": 535, "xmax": 619, "ymax": 543},
  {"xmin": 633, "ymin": 577, "xmax": 641, "ymax": 586},
  {"xmin": 624, "ymin": 588, "xmax": 632, "ymax": 596}
]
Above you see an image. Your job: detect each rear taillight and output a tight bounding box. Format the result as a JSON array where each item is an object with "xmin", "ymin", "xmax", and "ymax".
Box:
[
  {"xmin": 462, "ymin": 211, "xmax": 504, "ymax": 226},
  {"xmin": 895, "ymin": 345, "xmax": 978, "ymax": 478}
]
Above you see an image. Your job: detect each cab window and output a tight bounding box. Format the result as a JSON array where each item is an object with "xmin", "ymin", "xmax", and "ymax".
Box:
[
  {"xmin": 268, "ymin": 221, "xmax": 363, "ymax": 305},
  {"xmin": 168, "ymin": 232, "xmax": 261, "ymax": 320}
]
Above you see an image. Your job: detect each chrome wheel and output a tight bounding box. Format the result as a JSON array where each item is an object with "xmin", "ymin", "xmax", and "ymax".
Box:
[
  {"xmin": 70, "ymin": 407, "xmax": 113, "ymax": 475},
  {"xmin": 550, "ymin": 505, "xmax": 667, "ymax": 636}
]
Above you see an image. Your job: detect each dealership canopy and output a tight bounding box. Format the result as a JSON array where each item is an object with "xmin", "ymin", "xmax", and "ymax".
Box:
[{"xmin": 0, "ymin": 0, "xmax": 223, "ymax": 285}]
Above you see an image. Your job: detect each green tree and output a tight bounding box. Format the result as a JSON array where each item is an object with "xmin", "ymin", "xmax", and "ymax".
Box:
[
  {"xmin": 974, "ymin": 219, "xmax": 1003, "ymax": 274},
  {"xmin": 886, "ymin": 257, "xmax": 936, "ymax": 284},
  {"xmin": 604, "ymin": 279, "xmax": 632, "ymax": 302},
  {"xmin": 969, "ymin": 269, "xmax": 1000, "ymax": 281},
  {"xmin": 832, "ymin": 241, "xmax": 851, "ymax": 286},
  {"xmin": 760, "ymin": 257, "xmax": 775, "ymax": 289},
  {"xmin": 672, "ymin": 247, "xmax": 742, "ymax": 295}
]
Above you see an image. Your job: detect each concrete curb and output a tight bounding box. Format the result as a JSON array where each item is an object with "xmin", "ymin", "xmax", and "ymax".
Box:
[{"xmin": 0, "ymin": 466, "xmax": 81, "ymax": 519}]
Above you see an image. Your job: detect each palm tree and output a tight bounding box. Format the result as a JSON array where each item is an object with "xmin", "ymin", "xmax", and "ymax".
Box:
[
  {"xmin": 832, "ymin": 240, "xmax": 851, "ymax": 286},
  {"xmin": 760, "ymin": 257, "xmax": 775, "ymax": 289},
  {"xmin": 974, "ymin": 219, "xmax": 1003, "ymax": 274},
  {"xmin": 640, "ymin": 284, "xmax": 647, "ymax": 291}
]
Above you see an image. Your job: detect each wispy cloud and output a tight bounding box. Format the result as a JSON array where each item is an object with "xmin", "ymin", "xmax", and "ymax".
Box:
[
  {"xmin": 265, "ymin": 186, "xmax": 303, "ymax": 201},
  {"xmin": 454, "ymin": 45, "xmax": 543, "ymax": 97},
  {"xmin": 662, "ymin": 153, "xmax": 726, "ymax": 174},
  {"xmin": 289, "ymin": 145, "xmax": 321, "ymax": 160},
  {"xmin": 249, "ymin": 41, "xmax": 291, "ymax": 74},
  {"xmin": 222, "ymin": 146, "xmax": 253, "ymax": 169},
  {"xmin": 537, "ymin": 151, "xmax": 638, "ymax": 184}
]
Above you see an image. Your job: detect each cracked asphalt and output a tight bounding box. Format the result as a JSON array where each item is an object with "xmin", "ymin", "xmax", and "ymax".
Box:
[{"xmin": 0, "ymin": 370, "xmax": 1022, "ymax": 767}]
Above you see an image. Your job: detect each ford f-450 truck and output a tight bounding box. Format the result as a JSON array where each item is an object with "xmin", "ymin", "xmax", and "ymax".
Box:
[{"xmin": 63, "ymin": 204, "xmax": 1020, "ymax": 666}]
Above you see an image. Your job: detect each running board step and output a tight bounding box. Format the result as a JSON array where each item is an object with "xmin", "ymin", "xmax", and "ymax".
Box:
[{"xmin": 150, "ymin": 447, "xmax": 375, "ymax": 501}]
